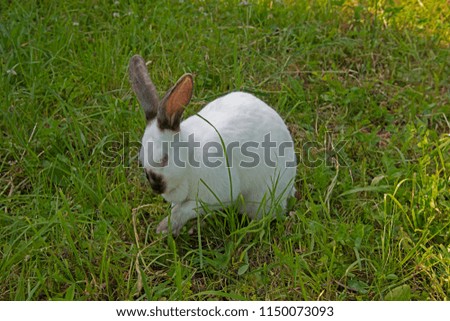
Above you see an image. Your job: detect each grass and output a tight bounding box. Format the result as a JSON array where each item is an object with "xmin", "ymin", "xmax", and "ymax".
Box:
[{"xmin": 1, "ymin": 0, "xmax": 449, "ymax": 300}]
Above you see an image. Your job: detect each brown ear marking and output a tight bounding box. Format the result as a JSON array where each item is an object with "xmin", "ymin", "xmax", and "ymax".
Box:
[
  {"xmin": 157, "ymin": 74, "xmax": 193, "ymax": 131},
  {"xmin": 165, "ymin": 74, "xmax": 193, "ymax": 118}
]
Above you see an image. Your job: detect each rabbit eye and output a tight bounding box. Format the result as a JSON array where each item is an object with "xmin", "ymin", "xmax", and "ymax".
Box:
[
  {"xmin": 154, "ymin": 154, "xmax": 169, "ymax": 167},
  {"xmin": 157, "ymin": 154, "xmax": 168, "ymax": 167}
]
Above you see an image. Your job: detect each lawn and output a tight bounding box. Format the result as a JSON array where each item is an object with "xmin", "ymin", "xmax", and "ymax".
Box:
[{"xmin": 1, "ymin": 0, "xmax": 449, "ymax": 300}]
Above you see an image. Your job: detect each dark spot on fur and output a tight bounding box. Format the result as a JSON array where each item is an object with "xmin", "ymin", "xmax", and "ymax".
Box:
[
  {"xmin": 157, "ymin": 114, "xmax": 180, "ymax": 132},
  {"xmin": 145, "ymin": 169, "xmax": 166, "ymax": 194}
]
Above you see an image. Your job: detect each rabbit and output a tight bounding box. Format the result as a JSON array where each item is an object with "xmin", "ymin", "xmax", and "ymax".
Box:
[{"xmin": 129, "ymin": 54, "xmax": 297, "ymax": 236}]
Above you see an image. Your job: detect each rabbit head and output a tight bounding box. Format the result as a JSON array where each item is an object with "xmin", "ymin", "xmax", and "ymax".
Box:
[{"xmin": 129, "ymin": 55, "xmax": 193, "ymax": 196}]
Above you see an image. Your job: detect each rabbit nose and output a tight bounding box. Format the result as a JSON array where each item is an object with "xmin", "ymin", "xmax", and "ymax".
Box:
[{"xmin": 145, "ymin": 169, "xmax": 166, "ymax": 194}]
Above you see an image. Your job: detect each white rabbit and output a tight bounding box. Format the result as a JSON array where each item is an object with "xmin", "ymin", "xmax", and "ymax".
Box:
[{"xmin": 129, "ymin": 55, "xmax": 297, "ymax": 236}]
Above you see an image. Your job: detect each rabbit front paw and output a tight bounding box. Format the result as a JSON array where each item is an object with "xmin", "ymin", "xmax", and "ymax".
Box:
[{"xmin": 156, "ymin": 216, "xmax": 182, "ymax": 236}]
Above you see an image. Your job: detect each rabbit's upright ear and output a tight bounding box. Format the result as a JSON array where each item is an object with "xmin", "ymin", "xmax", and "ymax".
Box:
[
  {"xmin": 129, "ymin": 55, "xmax": 159, "ymax": 122},
  {"xmin": 158, "ymin": 74, "xmax": 193, "ymax": 131}
]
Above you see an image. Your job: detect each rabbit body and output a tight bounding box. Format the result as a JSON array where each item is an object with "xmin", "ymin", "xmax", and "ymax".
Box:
[{"xmin": 130, "ymin": 55, "xmax": 296, "ymax": 236}]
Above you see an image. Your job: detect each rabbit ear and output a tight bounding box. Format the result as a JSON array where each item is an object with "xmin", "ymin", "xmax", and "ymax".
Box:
[
  {"xmin": 129, "ymin": 55, "xmax": 159, "ymax": 121},
  {"xmin": 157, "ymin": 74, "xmax": 193, "ymax": 131}
]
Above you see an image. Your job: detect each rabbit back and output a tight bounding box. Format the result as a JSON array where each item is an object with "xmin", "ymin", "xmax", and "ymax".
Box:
[{"xmin": 180, "ymin": 92, "xmax": 296, "ymax": 216}]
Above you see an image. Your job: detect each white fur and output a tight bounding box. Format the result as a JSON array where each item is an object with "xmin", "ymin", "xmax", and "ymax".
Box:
[{"xmin": 140, "ymin": 92, "xmax": 297, "ymax": 235}]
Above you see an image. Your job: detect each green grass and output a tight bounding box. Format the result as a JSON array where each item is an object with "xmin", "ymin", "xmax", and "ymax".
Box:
[{"xmin": 1, "ymin": 0, "xmax": 449, "ymax": 300}]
